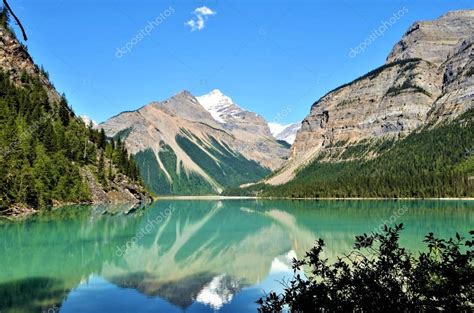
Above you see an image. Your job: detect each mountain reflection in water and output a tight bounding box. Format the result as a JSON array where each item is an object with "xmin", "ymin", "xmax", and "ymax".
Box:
[{"xmin": 0, "ymin": 200, "xmax": 472, "ymax": 312}]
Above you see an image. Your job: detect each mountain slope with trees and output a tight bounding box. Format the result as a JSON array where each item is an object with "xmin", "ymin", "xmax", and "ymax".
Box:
[
  {"xmin": 226, "ymin": 109, "xmax": 474, "ymax": 197},
  {"xmin": 0, "ymin": 8, "xmax": 149, "ymax": 216}
]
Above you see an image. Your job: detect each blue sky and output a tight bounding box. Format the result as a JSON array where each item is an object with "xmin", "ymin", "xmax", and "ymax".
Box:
[{"xmin": 10, "ymin": 0, "xmax": 473, "ymax": 124}]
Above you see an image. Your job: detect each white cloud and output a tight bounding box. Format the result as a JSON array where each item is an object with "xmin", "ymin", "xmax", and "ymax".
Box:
[
  {"xmin": 186, "ymin": 6, "xmax": 216, "ymax": 31},
  {"xmin": 194, "ymin": 6, "xmax": 216, "ymax": 16}
]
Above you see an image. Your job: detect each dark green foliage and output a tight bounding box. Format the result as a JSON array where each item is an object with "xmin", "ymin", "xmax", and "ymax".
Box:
[
  {"xmin": 322, "ymin": 138, "xmax": 396, "ymax": 161},
  {"xmin": 157, "ymin": 143, "xmax": 214, "ymax": 194},
  {"xmin": 113, "ymin": 127, "xmax": 132, "ymax": 142},
  {"xmin": 386, "ymin": 79, "xmax": 432, "ymax": 97},
  {"xmin": 111, "ymin": 138, "xmax": 140, "ymax": 181},
  {"xmin": 277, "ymin": 140, "xmax": 291, "ymax": 149},
  {"xmin": 229, "ymin": 110, "xmax": 474, "ymax": 198},
  {"xmin": 324, "ymin": 139, "xmax": 349, "ymax": 149},
  {"xmin": 338, "ymin": 138, "xmax": 372, "ymax": 159},
  {"xmin": 97, "ymin": 151, "xmax": 106, "ymax": 185},
  {"xmin": 0, "ymin": 7, "xmax": 9, "ymax": 28},
  {"xmin": 176, "ymin": 134, "xmax": 270, "ymax": 188},
  {"xmin": 0, "ymin": 71, "xmax": 88, "ymax": 210},
  {"xmin": 257, "ymin": 225, "xmax": 474, "ymax": 312},
  {"xmin": 39, "ymin": 65, "xmax": 49, "ymax": 79},
  {"xmin": 0, "ymin": 7, "xmax": 14, "ymax": 39},
  {"xmin": 0, "ymin": 70, "xmax": 142, "ymax": 212},
  {"xmin": 134, "ymin": 149, "xmax": 165, "ymax": 194},
  {"xmin": 135, "ymin": 134, "xmax": 271, "ymax": 195},
  {"xmin": 98, "ymin": 128, "xmax": 106, "ymax": 149},
  {"xmin": 58, "ymin": 95, "xmax": 70, "ymax": 126},
  {"xmin": 466, "ymin": 66, "xmax": 474, "ymax": 77},
  {"xmin": 135, "ymin": 146, "xmax": 215, "ymax": 195}
]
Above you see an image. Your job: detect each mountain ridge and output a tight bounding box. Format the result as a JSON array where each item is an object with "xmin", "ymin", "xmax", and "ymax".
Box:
[{"xmin": 264, "ymin": 9, "xmax": 473, "ymax": 187}]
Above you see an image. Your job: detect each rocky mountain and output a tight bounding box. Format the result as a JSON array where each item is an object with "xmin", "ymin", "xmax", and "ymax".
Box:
[
  {"xmin": 266, "ymin": 10, "xmax": 474, "ymax": 186},
  {"xmin": 196, "ymin": 89, "xmax": 238, "ymax": 123},
  {"xmin": 0, "ymin": 24, "xmax": 60, "ymax": 105},
  {"xmin": 100, "ymin": 90, "xmax": 289, "ymax": 195},
  {"xmin": 196, "ymin": 89, "xmax": 274, "ymax": 138},
  {"xmin": 269, "ymin": 122, "xmax": 302, "ymax": 144}
]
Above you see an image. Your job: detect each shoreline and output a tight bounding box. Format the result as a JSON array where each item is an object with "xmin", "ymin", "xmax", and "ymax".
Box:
[
  {"xmin": 3, "ymin": 196, "xmax": 472, "ymax": 220},
  {"xmin": 154, "ymin": 196, "xmax": 474, "ymax": 201},
  {"xmin": 0, "ymin": 198, "xmax": 152, "ymax": 220}
]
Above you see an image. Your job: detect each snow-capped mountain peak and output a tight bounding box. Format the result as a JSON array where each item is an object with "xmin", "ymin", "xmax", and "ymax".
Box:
[
  {"xmin": 268, "ymin": 122, "xmax": 301, "ymax": 144},
  {"xmin": 196, "ymin": 89, "xmax": 243, "ymax": 123},
  {"xmin": 268, "ymin": 122, "xmax": 291, "ymax": 137}
]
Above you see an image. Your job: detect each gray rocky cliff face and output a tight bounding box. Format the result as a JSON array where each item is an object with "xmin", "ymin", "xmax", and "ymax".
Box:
[
  {"xmin": 387, "ymin": 10, "xmax": 474, "ymax": 66},
  {"xmin": 0, "ymin": 27, "xmax": 61, "ymax": 104},
  {"xmin": 268, "ymin": 10, "xmax": 474, "ymax": 185},
  {"xmin": 159, "ymin": 90, "xmax": 218, "ymax": 125}
]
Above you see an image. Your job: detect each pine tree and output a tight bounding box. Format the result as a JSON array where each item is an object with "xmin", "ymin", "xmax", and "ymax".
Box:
[
  {"xmin": 58, "ymin": 94, "xmax": 70, "ymax": 126},
  {"xmin": 97, "ymin": 150, "xmax": 106, "ymax": 185},
  {"xmin": 32, "ymin": 144, "xmax": 53, "ymax": 207},
  {"xmin": 0, "ymin": 7, "xmax": 9, "ymax": 29},
  {"xmin": 42, "ymin": 120, "xmax": 56, "ymax": 152},
  {"xmin": 99, "ymin": 128, "xmax": 106, "ymax": 149}
]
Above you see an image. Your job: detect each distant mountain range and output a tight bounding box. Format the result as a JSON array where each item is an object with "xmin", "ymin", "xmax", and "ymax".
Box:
[{"xmin": 100, "ymin": 89, "xmax": 291, "ymax": 195}]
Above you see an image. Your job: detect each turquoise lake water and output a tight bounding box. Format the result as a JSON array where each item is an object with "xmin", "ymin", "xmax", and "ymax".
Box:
[{"xmin": 0, "ymin": 200, "xmax": 472, "ymax": 312}]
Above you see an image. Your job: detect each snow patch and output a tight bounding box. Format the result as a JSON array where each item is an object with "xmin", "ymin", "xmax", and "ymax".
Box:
[
  {"xmin": 269, "ymin": 122, "xmax": 301, "ymax": 144},
  {"xmin": 196, "ymin": 89, "xmax": 244, "ymax": 123}
]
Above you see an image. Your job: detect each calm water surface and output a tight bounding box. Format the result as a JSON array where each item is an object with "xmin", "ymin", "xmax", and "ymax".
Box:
[{"xmin": 0, "ymin": 200, "xmax": 472, "ymax": 312}]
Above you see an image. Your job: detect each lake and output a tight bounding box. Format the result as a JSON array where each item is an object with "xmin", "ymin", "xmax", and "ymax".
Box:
[{"xmin": 0, "ymin": 200, "xmax": 472, "ymax": 312}]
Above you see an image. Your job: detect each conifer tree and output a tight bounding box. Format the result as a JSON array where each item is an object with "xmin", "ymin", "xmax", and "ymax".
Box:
[{"xmin": 98, "ymin": 150, "xmax": 106, "ymax": 185}]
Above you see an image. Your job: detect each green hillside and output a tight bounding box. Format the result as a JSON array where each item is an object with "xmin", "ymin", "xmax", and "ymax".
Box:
[
  {"xmin": 134, "ymin": 134, "xmax": 271, "ymax": 195},
  {"xmin": 134, "ymin": 144, "xmax": 215, "ymax": 195},
  {"xmin": 0, "ymin": 71, "xmax": 142, "ymax": 212}
]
